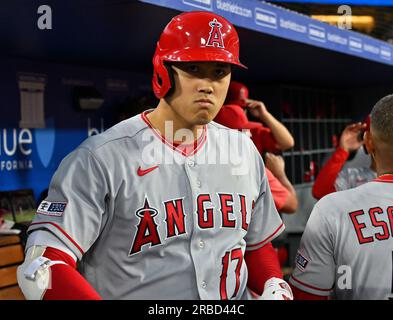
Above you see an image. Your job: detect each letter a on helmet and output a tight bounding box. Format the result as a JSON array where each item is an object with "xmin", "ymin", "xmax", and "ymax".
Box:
[
  {"xmin": 206, "ymin": 18, "xmax": 224, "ymax": 48},
  {"xmin": 152, "ymin": 11, "xmax": 247, "ymax": 99}
]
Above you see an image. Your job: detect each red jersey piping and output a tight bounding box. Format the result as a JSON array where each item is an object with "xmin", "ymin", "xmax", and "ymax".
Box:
[{"xmin": 29, "ymin": 221, "xmax": 85, "ymax": 256}]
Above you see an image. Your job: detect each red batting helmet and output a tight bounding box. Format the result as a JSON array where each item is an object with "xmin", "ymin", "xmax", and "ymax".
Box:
[
  {"xmin": 225, "ymin": 81, "xmax": 249, "ymax": 107},
  {"xmin": 152, "ymin": 11, "xmax": 247, "ymax": 99}
]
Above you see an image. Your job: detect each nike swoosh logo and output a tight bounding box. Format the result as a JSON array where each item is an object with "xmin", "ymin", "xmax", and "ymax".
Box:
[{"xmin": 137, "ymin": 166, "xmax": 159, "ymax": 176}]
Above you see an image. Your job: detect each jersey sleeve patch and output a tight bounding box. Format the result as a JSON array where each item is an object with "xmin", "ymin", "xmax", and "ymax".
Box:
[
  {"xmin": 37, "ymin": 201, "xmax": 67, "ymax": 217},
  {"xmin": 295, "ymin": 251, "xmax": 310, "ymax": 272}
]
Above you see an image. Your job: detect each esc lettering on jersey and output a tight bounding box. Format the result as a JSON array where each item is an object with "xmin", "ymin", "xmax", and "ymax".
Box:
[
  {"xmin": 290, "ymin": 174, "xmax": 393, "ymax": 300},
  {"xmin": 27, "ymin": 111, "xmax": 284, "ymax": 299}
]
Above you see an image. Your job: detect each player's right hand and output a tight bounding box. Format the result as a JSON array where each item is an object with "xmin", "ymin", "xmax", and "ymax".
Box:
[
  {"xmin": 245, "ymin": 99, "xmax": 268, "ymax": 120},
  {"xmin": 259, "ymin": 277, "xmax": 293, "ymax": 300},
  {"xmin": 339, "ymin": 122, "xmax": 367, "ymax": 152}
]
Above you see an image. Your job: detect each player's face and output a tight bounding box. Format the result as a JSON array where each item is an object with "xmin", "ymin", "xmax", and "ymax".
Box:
[{"xmin": 167, "ymin": 61, "xmax": 231, "ymax": 126}]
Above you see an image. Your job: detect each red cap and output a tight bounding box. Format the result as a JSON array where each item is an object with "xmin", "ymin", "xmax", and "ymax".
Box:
[
  {"xmin": 225, "ymin": 81, "xmax": 249, "ymax": 107},
  {"xmin": 214, "ymin": 104, "xmax": 262, "ymax": 129}
]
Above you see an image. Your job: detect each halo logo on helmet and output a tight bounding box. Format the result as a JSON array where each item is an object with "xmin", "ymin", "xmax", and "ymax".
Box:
[
  {"xmin": 152, "ymin": 11, "xmax": 247, "ymax": 99},
  {"xmin": 206, "ymin": 18, "xmax": 224, "ymax": 48}
]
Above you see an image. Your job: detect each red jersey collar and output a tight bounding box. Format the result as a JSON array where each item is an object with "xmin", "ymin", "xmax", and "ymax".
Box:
[
  {"xmin": 141, "ymin": 110, "xmax": 207, "ymax": 157},
  {"xmin": 374, "ymin": 174, "xmax": 393, "ymax": 183}
]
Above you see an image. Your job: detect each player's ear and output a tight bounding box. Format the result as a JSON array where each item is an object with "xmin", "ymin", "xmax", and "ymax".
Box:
[
  {"xmin": 363, "ymin": 130, "xmax": 374, "ymax": 156},
  {"xmin": 163, "ymin": 62, "xmax": 176, "ymax": 98}
]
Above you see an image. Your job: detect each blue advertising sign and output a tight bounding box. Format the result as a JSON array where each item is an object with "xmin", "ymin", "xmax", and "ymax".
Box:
[
  {"xmin": 267, "ymin": 0, "xmax": 393, "ymax": 5},
  {"xmin": 139, "ymin": 0, "xmax": 393, "ymax": 66}
]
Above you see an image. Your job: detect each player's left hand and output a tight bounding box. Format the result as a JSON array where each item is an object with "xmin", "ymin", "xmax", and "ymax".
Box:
[
  {"xmin": 259, "ymin": 277, "xmax": 293, "ymax": 300},
  {"xmin": 339, "ymin": 122, "xmax": 367, "ymax": 152},
  {"xmin": 245, "ymin": 99, "xmax": 268, "ymax": 120},
  {"xmin": 265, "ymin": 153, "xmax": 286, "ymax": 179}
]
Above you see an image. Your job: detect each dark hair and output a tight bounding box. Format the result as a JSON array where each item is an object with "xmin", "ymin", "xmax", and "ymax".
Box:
[{"xmin": 370, "ymin": 94, "xmax": 393, "ymax": 144}]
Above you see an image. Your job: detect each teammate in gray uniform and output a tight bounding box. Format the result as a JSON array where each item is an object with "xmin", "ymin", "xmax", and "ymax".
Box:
[
  {"xmin": 312, "ymin": 120, "xmax": 376, "ymax": 200},
  {"xmin": 290, "ymin": 94, "xmax": 393, "ymax": 300},
  {"xmin": 17, "ymin": 11, "xmax": 292, "ymax": 300}
]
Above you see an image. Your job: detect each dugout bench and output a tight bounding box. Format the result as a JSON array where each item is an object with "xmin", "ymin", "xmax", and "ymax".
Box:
[{"xmin": 0, "ymin": 234, "xmax": 25, "ymax": 299}]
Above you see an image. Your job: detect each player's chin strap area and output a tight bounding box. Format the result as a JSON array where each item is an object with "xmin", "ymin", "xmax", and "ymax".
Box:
[
  {"xmin": 259, "ymin": 277, "xmax": 293, "ymax": 300},
  {"xmin": 17, "ymin": 246, "xmax": 67, "ymax": 300}
]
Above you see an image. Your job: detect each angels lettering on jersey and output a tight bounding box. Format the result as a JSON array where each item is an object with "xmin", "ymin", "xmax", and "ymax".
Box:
[{"xmin": 129, "ymin": 194, "xmax": 252, "ymax": 256}]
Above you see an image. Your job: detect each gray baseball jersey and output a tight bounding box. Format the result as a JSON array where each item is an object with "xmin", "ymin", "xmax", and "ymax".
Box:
[
  {"xmin": 290, "ymin": 174, "xmax": 393, "ymax": 300},
  {"xmin": 26, "ymin": 111, "xmax": 284, "ymax": 300},
  {"xmin": 335, "ymin": 167, "xmax": 377, "ymax": 191}
]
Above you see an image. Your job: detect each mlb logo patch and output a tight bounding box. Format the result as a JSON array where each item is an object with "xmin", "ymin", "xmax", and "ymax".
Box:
[
  {"xmin": 295, "ymin": 251, "xmax": 309, "ymax": 272},
  {"xmin": 37, "ymin": 201, "xmax": 67, "ymax": 217}
]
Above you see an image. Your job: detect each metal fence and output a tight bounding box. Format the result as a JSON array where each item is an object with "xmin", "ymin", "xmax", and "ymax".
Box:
[{"xmin": 279, "ymin": 85, "xmax": 352, "ymax": 186}]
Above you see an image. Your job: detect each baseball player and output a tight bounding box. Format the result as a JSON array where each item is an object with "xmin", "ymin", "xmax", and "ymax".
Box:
[
  {"xmin": 17, "ymin": 11, "xmax": 292, "ymax": 300},
  {"xmin": 290, "ymin": 94, "xmax": 393, "ymax": 300},
  {"xmin": 214, "ymin": 104, "xmax": 298, "ymax": 213},
  {"xmin": 312, "ymin": 118, "xmax": 376, "ymax": 200},
  {"xmin": 225, "ymin": 81, "xmax": 294, "ymax": 153}
]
